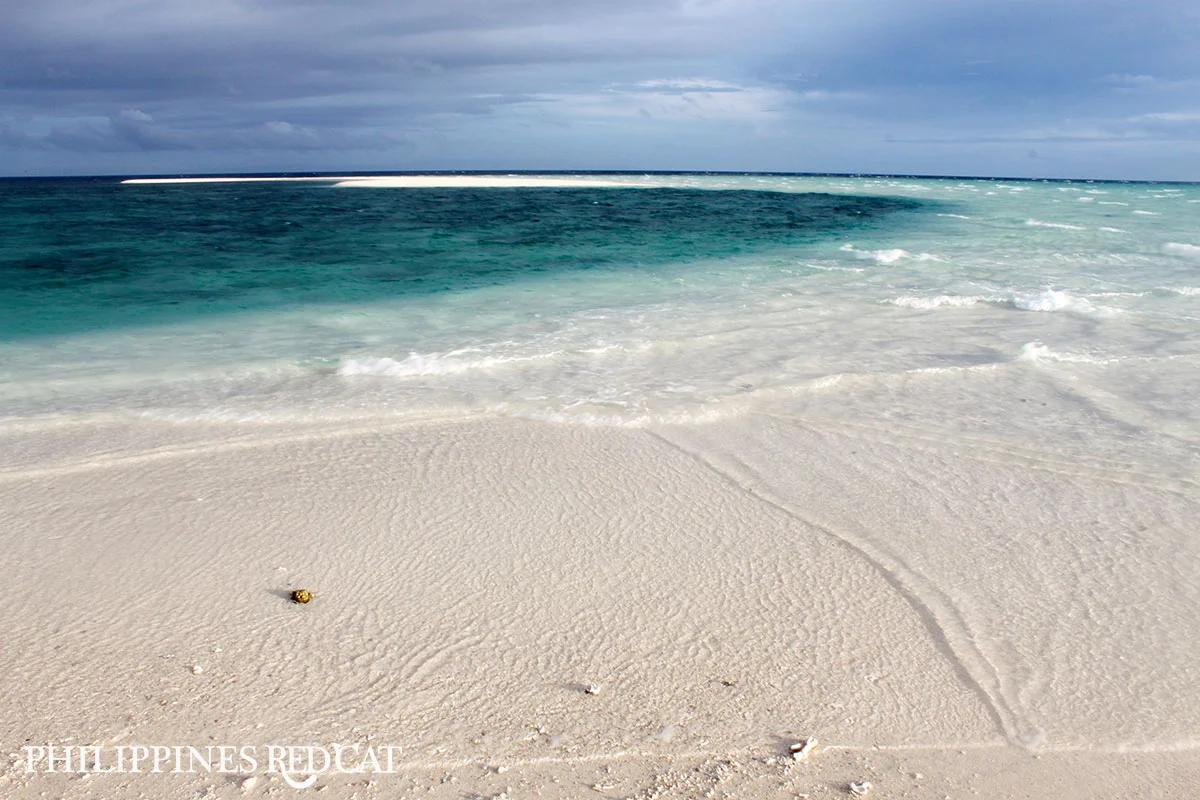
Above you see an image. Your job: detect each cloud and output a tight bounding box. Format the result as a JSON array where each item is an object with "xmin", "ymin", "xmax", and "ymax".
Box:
[
  {"xmin": 0, "ymin": 0, "xmax": 1198, "ymax": 177},
  {"xmin": 6, "ymin": 109, "xmax": 401, "ymax": 154},
  {"xmin": 525, "ymin": 80, "xmax": 793, "ymax": 124},
  {"xmin": 1132, "ymin": 111, "xmax": 1200, "ymax": 123},
  {"xmin": 634, "ymin": 78, "xmax": 743, "ymax": 91}
]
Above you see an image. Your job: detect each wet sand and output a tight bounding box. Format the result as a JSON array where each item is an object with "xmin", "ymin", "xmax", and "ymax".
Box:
[{"xmin": 1, "ymin": 414, "xmax": 1197, "ymax": 798}]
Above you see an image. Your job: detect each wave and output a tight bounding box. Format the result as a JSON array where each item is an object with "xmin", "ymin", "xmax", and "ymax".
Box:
[
  {"xmin": 1163, "ymin": 242, "xmax": 1200, "ymax": 260},
  {"xmin": 805, "ymin": 263, "xmax": 866, "ymax": 273},
  {"xmin": 886, "ymin": 289, "xmax": 1109, "ymax": 315},
  {"xmin": 1164, "ymin": 286, "xmax": 1200, "ymax": 296},
  {"xmin": 1010, "ymin": 290, "xmax": 1097, "ymax": 313},
  {"xmin": 839, "ymin": 244, "xmax": 943, "ymax": 264},
  {"xmin": 1018, "ymin": 342, "xmax": 1119, "ymax": 365},
  {"xmin": 887, "ymin": 295, "xmax": 985, "ymax": 309},
  {"xmin": 1025, "ymin": 219, "xmax": 1086, "ymax": 231},
  {"xmin": 337, "ymin": 350, "xmax": 559, "ymax": 377}
]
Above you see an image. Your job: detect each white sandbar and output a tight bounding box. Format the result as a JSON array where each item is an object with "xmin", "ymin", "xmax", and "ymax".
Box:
[{"xmin": 120, "ymin": 175, "xmax": 647, "ymax": 188}]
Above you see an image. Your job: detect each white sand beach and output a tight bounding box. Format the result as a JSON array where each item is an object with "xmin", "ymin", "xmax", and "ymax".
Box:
[{"xmin": 2, "ymin": 407, "xmax": 1197, "ymax": 798}]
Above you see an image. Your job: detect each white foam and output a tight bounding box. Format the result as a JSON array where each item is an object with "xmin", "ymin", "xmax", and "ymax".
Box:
[
  {"xmin": 839, "ymin": 244, "xmax": 943, "ymax": 264},
  {"xmin": 884, "ymin": 289, "xmax": 1118, "ymax": 316},
  {"xmin": 1098, "ymin": 227, "xmax": 1127, "ymax": 233},
  {"xmin": 807, "ymin": 374, "xmax": 845, "ymax": 390},
  {"xmin": 1132, "ymin": 210, "xmax": 1160, "ymax": 216},
  {"xmin": 804, "ymin": 263, "xmax": 866, "ymax": 273},
  {"xmin": 887, "ymin": 295, "xmax": 984, "ymax": 309},
  {"xmin": 907, "ymin": 363, "xmax": 1001, "ymax": 375},
  {"xmin": 1018, "ymin": 341, "xmax": 1118, "ymax": 365},
  {"xmin": 337, "ymin": 350, "xmax": 559, "ymax": 377},
  {"xmin": 841, "ymin": 244, "xmax": 909, "ymax": 264},
  {"xmin": 1010, "ymin": 290, "xmax": 1096, "ymax": 314},
  {"xmin": 937, "ymin": 213, "xmax": 972, "ymax": 219},
  {"xmin": 1025, "ymin": 219, "xmax": 1086, "ymax": 231},
  {"xmin": 1163, "ymin": 243, "xmax": 1200, "ymax": 260},
  {"xmin": 1164, "ymin": 286, "xmax": 1200, "ymax": 296}
]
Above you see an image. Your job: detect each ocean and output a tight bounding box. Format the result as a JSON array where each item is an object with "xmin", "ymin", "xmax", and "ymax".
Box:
[{"xmin": 2, "ymin": 173, "xmax": 1197, "ymax": 444}]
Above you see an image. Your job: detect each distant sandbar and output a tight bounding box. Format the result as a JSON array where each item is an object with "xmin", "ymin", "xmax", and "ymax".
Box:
[{"xmin": 121, "ymin": 175, "xmax": 646, "ymax": 188}]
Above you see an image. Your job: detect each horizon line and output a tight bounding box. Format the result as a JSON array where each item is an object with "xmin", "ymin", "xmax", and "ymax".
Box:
[{"xmin": 1, "ymin": 169, "xmax": 1197, "ymax": 186}]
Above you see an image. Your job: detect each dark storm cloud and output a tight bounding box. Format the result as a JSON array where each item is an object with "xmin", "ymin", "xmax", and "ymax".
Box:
[
  {"xmin": 0, "ymin": 0, "xmax": 695, "ymax": 100},
  {"xmin": 1, "ymin": 0, "xmax": 1198, "ymax": 177},
  {"xmin": 0, "ymin": 0, "xmax": 723, "ymax": 159}
]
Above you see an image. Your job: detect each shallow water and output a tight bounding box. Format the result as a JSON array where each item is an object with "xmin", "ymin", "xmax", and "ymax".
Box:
[{"xmin": 2, "ymin": 174, "xmax": 1197, "ymax": 443}]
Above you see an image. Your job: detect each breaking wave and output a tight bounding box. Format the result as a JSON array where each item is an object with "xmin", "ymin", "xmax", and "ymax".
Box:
[
  {"xmin": 839, "ymin": 244, "xmax": 943, "ymax": 264},
  {"xmin": 337, "ymin": 350, "xmax": 561, "ymax": 377},
  {"xmin": 1163, "ymin": 242, "xmax": 1200, "ymax": 261},
  {"xmin": 1025, "ymin": 219, "xmax": 1085, "ymax": 231}
]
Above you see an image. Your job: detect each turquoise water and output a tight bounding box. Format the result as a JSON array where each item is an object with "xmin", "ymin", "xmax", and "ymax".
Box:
[
  {"xmin": 0, "ymin": 183, "xmax": 923, "ymax": 338},
  {"xmin": 1, "ymin": 174, "xmax": 1198, "ymax": 440}
]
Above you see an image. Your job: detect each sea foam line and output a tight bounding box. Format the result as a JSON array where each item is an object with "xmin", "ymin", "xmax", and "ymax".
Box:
[
  {"xmin": 337, "ymin": 350, "xmax": 562, "ymax": 377},
  {"xmin": 839, "ymin": 244, "xmax": 943, "ymax": 264},
  {"xmin": 887, "ymin": 295, "xmax": 986, "ymax": 309},
  {"xmin": 885, "ymin": 289, "xmax": 1107, "ymax": 315},
  {"xmin": 1025, "ymin": 219, "xmax": 1085, "ymax": 230},
  {"xmin": 1164, "ymin": 242, "xmax": 1200, "ymax": 260}
]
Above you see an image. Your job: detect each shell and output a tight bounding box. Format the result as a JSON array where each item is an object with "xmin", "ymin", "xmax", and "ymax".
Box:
[
  {"xmin": 790, "ymin": 736, "xmax": 818, "ymax": 762},
  {"xmin": 291, "ymin": 588, "xmax": 314, "ymax": 604}
]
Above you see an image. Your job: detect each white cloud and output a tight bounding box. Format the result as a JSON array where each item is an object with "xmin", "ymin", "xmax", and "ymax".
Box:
[
  {"xmin": 117, "ymin": 109, "xmax": 153, "ymax": 124},
  {"xmin": 1104, "ymin": 74, "xmax": 1200, "ymax": 94},
  {"xmin": 518, "ymin": 79, "xmax": 796, "ymax": 124},
  {"xmin": 1132, "ymin": 111, "xmax": 1200, "ymax": 123},
  {"xmin": 634, "ymin": 78, "xmax": 742, "ymax": 91}
]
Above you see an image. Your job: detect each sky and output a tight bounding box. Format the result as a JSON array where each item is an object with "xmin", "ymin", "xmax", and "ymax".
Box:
[{"xmin": 2, "ymin": 0, "xmax": 1199, "ymax": 180}]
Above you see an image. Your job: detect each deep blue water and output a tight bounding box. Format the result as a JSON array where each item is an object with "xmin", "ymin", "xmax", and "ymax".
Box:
[{"xmin": 0, "ymin": 181, "xmax": 928, "ymax": 339}]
